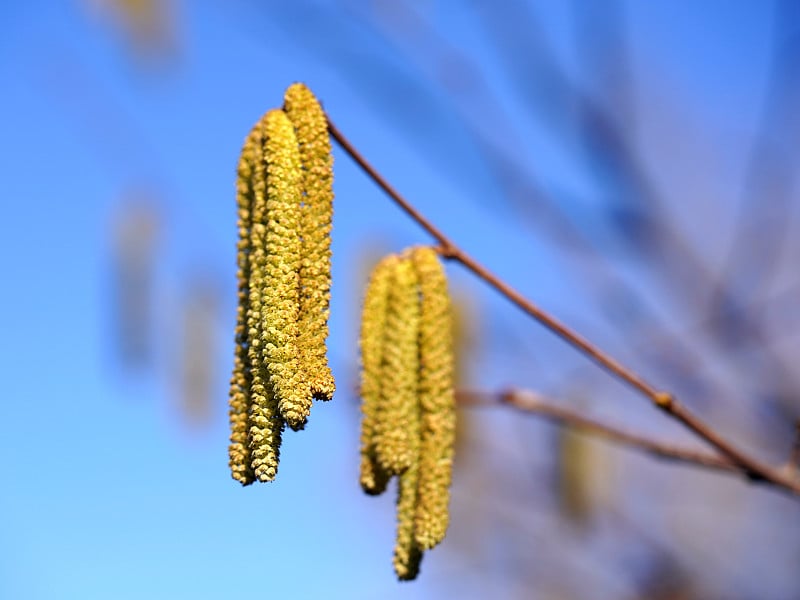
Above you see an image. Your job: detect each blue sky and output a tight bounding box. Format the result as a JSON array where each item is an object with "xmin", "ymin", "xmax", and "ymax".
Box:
[{"xmin": 1, "ymin": 2, "xmax": 797, "ymax": 599}]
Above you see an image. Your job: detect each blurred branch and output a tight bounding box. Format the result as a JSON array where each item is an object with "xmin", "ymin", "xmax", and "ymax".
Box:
[
  {"xmin": 457, "ymin": 389, "xmax": 737, "ymax": 475},
  {"xmin": 328, "ymin": 116, "xmax": 800, "ymax": 497},
  {"xmin": 350, "ymin": 1, "xmax": 743, "ymax": 409},
  {"xmin": 791, "ymin": 421, "xmax": 800, "ymax": 473}
]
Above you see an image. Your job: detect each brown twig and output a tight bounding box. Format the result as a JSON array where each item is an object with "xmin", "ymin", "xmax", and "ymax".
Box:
[
  {"xmin": 328, "ymin": 117, "xmax": 800, "ymax": 496},
  {"xmin": 791, "ymin": 421, "xmax": 800, "ymax": 474},
  {"xmin": 458, "ymin": 389, "xmax": 737, "ymax": 474}
]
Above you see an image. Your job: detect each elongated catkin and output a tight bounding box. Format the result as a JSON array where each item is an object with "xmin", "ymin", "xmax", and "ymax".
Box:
[
  {"xmin": 358, "ymin": 255, "xmax": 399, "ymax": 495},
  {"xmin": 248, "ymin": 115, "xmax": 284, "ymax": 482},
  {"xmin": 389, "ymin": 255, "xmax": 424, "ymax": 580},
  {"xmin": 283, "ymin": 83, "xmax": 335, "ymax": 402},
  {"xmin": 411, "ymin": 246, "xmax": 455, "ymax": 550},
  {"xmin": 375, "ymin": 257, "xmax": 420, "ymax": 475},
  {"xmin": 393, "ymin": 430, "xmax": 423, "ymax": 581},
  {"xmin": 261, "ymin": 109, "xmax": 312, "ymax": 432},
  {"xmin": 228, "ymin": 123, "xmax": 259, "ymax": 486}
]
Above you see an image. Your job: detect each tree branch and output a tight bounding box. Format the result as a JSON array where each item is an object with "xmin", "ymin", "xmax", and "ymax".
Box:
[
  {"xmin": 327, "ymin": 117, "xmax": 800, "ymax": 497},
  {"xmin": 458, "ymin": 389, "xmax": 738, "ymax": 474}
]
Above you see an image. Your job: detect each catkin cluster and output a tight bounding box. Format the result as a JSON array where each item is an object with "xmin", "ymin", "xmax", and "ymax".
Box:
[
  {"xmin": 359, "ymin": 246, "xmax": 456, "ymax": 581},
  {"xmin": 228, "ymin": 83, "xmax": 335, "ymax": 486}
]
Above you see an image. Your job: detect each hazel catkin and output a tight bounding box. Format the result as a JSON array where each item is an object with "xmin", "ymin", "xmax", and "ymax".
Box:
[
  {"xmin": 283, "ymin": 82, "xmax": 336, "ymax": 402},
  {"xmin": 247, "ymin": 114, "xmax": 285, "ymax": 482},
  {"xmin": 375, "ymin": 256, "xmax": 421, "ymax": 476},
  {"xmin": 358, "ymin": 255, "xmax": 399, "ymax": 495},
  {"xmin": 261, "ymin": 109, "xmax": 312, "ymax": 432},
  {"xmin": 411, "ymin": 246, "xmax": 456, "ymax": 550},
  {"xmin": 228, "ymin": 122, "xmax": 260, "ymax": 486}
]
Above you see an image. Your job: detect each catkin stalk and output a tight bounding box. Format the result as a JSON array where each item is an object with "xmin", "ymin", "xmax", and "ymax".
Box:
[
  {"xmin": 284, "ymin": 83, "xmax": 336, "ymax": 402},
  {"xmin": 358, "ymin": 255, "xmax": 399, "ymax": 495},
  {"xmin": 411, "ymin": 247, "xmax": 456, "ymax": 550}
]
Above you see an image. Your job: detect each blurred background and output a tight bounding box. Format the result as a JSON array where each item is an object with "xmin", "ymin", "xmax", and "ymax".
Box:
[{"xmin": 1, "ymin": 1, "xmax": 799, "ymax": 598}]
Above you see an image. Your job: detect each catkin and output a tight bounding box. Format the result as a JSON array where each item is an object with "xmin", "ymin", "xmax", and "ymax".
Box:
[
  {"xmin": 228, "ymin": 123, "xmax": 260, "ymax": 486},
  {"xmin": 393, "ymin": 430, "xmax": 423, "ymax": 581},
  {"xmin": 261, "ymin": 109, "xmax": 312, "ymax": 432},
  {"xmin": 411, "ymin": 246, "xmax": 455, "ymax": 550},
  {"xmin": 358, "ymin": 255, "xmax": 399, "ymax": 495},
  {"xmin": 283, "ymin": 83, "xmax": 336, "ymax": 402},
  {"xmin": 375, "ymin": 257, "xmax": 421, "ymax": 475},
  {"xmin": 248, "ymin": 115, "xmax": 284, "ymax": 482},
  {"xmin": 390, "ymin": 254, "xmax": 424, "ymax": 580}
]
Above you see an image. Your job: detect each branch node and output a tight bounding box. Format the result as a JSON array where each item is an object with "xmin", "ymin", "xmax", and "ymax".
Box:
[{"xmin": 654, "ymin": 391, "xmax": 674, "ymax": 411}]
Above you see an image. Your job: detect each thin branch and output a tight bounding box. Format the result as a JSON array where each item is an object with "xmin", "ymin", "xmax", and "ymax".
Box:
[
  {"xmin": 791, "ymin": 420, "xmax": 800, "ymax": 474},
  {"xmin": 458, "ymin": 389, "xmax": 738, "ymax": 474},
  {"xmin": 327, "ymin": 117, "xmax": 800, "ymax": 496}
]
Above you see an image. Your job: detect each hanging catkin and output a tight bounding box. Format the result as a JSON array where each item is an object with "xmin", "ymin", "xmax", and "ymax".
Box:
[
  {"xmin": 228, "ymin": 123, "xmax": 259, "ymax": 486},
  {"xmin": 411, "ymin": 246, "xmax": 456, "ymax": 550},
  {"xmin": 358, "ymin": 246, "xmax": 457, "ymax": 579},
  {"xmin": 261, "ymin": 109, "xmax": 312, "ymax": 432},
  {"xmin": 358, "ymin": 254, "xmax": 399, "ymax": 495},
  {"xmin": 393, "ymin": 422, "xmax": 423, "ymax": 581},
  {"xmin": 375, "ymin": 257, "xmax": 421, "ymax": 476},
  {"xmin": 247, "ymin": 114, "xmax": 285, "ymax": 482},
  {"xmin": 386, "ymin": 255, "xmax": 424, "ymax": 580},
  {"xmin": 283, "ymin": 83, "xmax": 336, "ymax": 402},
  {"xmin": 229, "ymin": 83, "xmax": 337, "ymax": 483}
]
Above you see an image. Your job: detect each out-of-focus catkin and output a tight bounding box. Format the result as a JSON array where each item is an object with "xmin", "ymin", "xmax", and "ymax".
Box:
[
  {"xmin": 261, "ymin": 109, "xmax": 311, "ymax": 432},
  {"xmin": 375, "ymin": 257, "xmax": 420, "ymax": 475},
  {"xmin": 358, "ymin": 255, "xmax": 398, "ymax": 495},
  {"xmin": 247, "ymin": 116, "xmax": 284, "ymax": 482},
  {"xmin": 393, "ymin": 422, "xmax": 423, "ymax": 581},
  {"xmin": 228, "ymin": 123, "xmax": 259, "ymax": 486},
  {"xmin": 358, "ymin": 246, "xmax": 458, "ymax": 579},
  {"xmin": 283, "ymin": 82, "xmax": 335, "ymax": 402},
  {"xmin": 411, "ymin": 246, "xmax": 455, "ymax": 550}
]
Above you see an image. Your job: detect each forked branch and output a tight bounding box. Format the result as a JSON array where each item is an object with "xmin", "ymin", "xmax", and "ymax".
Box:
[
  {"xmin": 458, "ymin": 389, "xmax": 738, "ymax": 474},
  {"xmin": 327, "ymin": 117, "xmax": 800, "ymax": 497}
]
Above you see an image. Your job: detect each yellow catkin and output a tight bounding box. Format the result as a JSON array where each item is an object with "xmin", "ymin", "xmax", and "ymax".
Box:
[
  {"xmin": 411, "ymin": 246, "xmax": 456, "ymax": 550},
  {"xmin": 283, "ymin": 83, "xmax": 335, "ymax": 402},
  {"xmin": 394, "ymin": 438, "xmax": 423, "ymax": 581},
  {"xmin": 392, "ymin": 252, "xmax": 424, "ymax": 579},
  {"xmin": 261, "ymin": 109, "xmax": 312, "ymax": 432},
  {"xmin": 375, "ymin": 257, "xmax": 421, "ymax": 475},
  {"xmin": 358, "ymin": 255, "xmax": 399, "ymax": 495},
  {"xmin": 247, "ymin": 115, "xmax": 284, "ymax": 482},
  {"xmin": 228, "ymin": 123, "xmax": 260, "ymax": 486}
]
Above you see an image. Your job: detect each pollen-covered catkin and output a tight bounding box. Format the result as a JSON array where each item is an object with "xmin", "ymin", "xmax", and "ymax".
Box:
[
  {"xmin": 358, "ymin": 255, "xmax": 399, "ymax": 495},
  {"xmin": 228, "ymin": 123, "xmax": 259, "ymax": 486},
  {"xmin": 283, "ymin": 83, "xmax": 335, "ymax": 402},
  {"xmin": 411, "ymin": 246, "xmax": 456, "ymax": 550},
  {"xmin": 261, "ymin": 109, "xmax": 312, "ymax": 432},
  {"xmin": 393, "ymin": 426, "xmax": 423, "ymax": 581},
  {"xmin": 247, "ymin": 116, "xmax": 284, "ymax": 482},
  {"xmin": 375, "ymin": 257, "xmax": 421, "ymax": 476}
]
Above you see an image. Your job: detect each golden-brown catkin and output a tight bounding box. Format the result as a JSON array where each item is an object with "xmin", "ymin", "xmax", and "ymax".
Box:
[
  {"xmin": 247, "ymin": 114, "xmax": 284, "ymax": 482},
  {"xmin": 261, "ymin": 109, "xmax": 312, "ymax": 432},
  {"xmin": 375, "ymin": 256, "xmax": 421, "ymax": 476},
  {"xmin": 358, "ymin": 254, "xmax": 399, "ymax": 495},
  {"xmin": 283, "ymin": 83, "xmax": 336, "ymax": 402},
  {"xmin": 228, "ymin": 123, "xmax": 260, "ymax": 486},
  {"xmin": 411, "ymin": 246, "xmax": 456, "ymax": 550}
]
